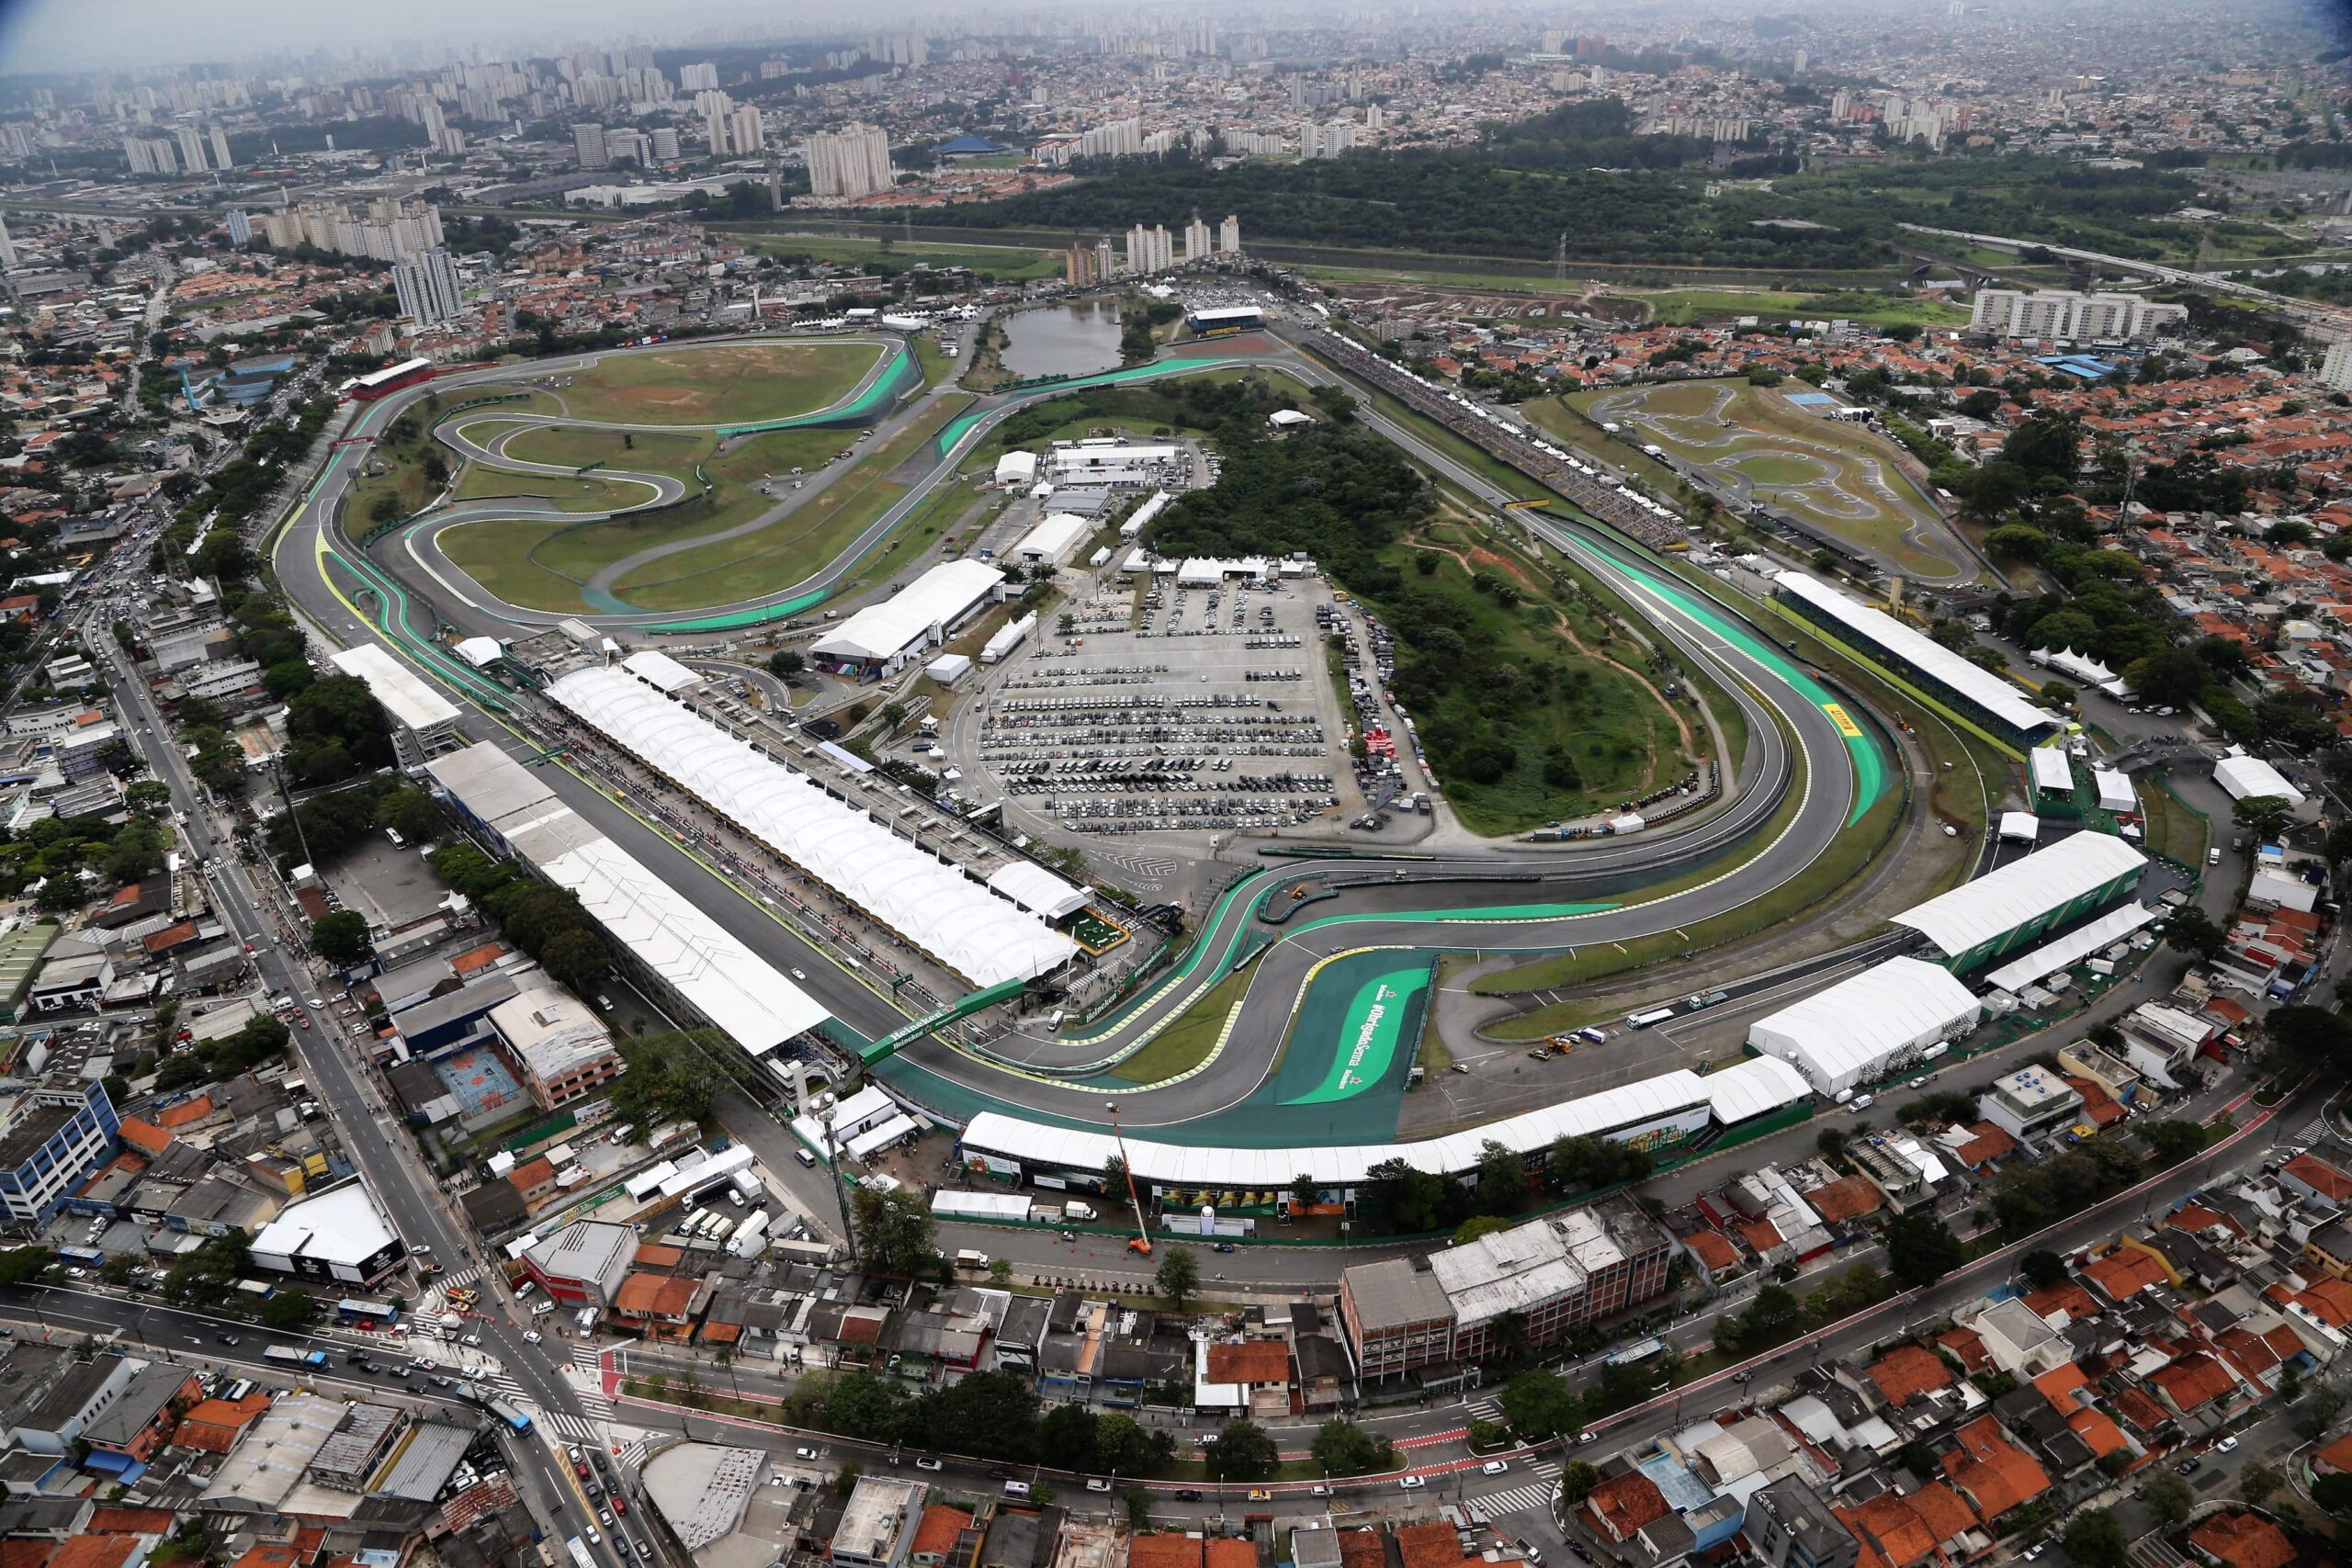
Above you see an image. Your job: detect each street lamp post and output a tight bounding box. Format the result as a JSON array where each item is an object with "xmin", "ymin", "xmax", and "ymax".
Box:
[{"xmin": 820, "ymin": 1110, "xmax": 858, "ymax": 1269}]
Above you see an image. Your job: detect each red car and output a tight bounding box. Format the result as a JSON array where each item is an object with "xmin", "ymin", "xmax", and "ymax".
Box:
[
  {"xmin": 574, "ymin": 1460, "xmax": 590, "ymax": 1480},
  {"xmin": 611, "ymin": 1496, "xmax": 627, "ymax": 1517}
]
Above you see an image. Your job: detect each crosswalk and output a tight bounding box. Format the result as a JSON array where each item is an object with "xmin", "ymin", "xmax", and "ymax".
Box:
[
  {"xmin": 1474, "ymin": 1461, "xmax": 1562, "ymax": 1520},
  {"xmin": 2291, "ymin": 1117, "xmax": 2329, "ymax": 1147}
]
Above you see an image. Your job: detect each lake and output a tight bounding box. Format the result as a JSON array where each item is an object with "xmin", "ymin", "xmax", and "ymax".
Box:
[{"xmin": 998, "ymin": 299, "xmax": 1126, "ymax": 379}]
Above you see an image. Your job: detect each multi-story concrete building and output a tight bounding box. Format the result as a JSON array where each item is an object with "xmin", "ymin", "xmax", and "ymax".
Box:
[
  {"xmin": 1744, "ymin": 1475, "xmax": 1860, "ymax": 1568},
  {"xmin": 805, "ymin": 123, "xmax": 895, "ymax": 199},
  {"xmin": 0, "ymin": 1077, "xmax": 119, "ymax": 1225},
  {"xmin": 1977, "ymin": 1066, "xmax": 2086, "ymax": 1141},
  {"xmin": 1338, "ymin": 1197, "xmax": 1675, "ymax": 1382},
  {"xmin": 491, "ymin": 981, "xmax": 624, "ymax": 1109},
  {"xmin": 2319, "ymin": 339, "xmax": 2352, "ymax": 392},
  {"xmin": 1969, "ymin": 288, "xmax": 2188, "ymax": 344},
  {"xmin": 392, "ymin": 247, "xmax": 464, "ymax": 328},
  {"xmin": 572, "ymin": 122, "xmax": 607, "ymax": 168}
]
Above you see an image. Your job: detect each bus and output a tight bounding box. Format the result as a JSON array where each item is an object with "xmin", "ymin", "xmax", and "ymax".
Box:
[
  {"xmin": 489, "ymin": 1398, "xmax": 535, "ymax": 1435},
  {"xmin": 336, "ymin": 1298, "xmax": 400, "ymax": 1328},
  {"xmin": 1604, "ymin": 1337, "xmax": 1668, "ymax": 1368},
  {"xmin": 1624, "ymin": 1008, "xmax": 1676, "ymax": 1031},
  {"xmin": 263, "ymin": 1346, "xmax": 329, "ymax": 1368},
  {"xmin": 567, "ymin": 1539, "xmax": 596, "ymax": 1568}
]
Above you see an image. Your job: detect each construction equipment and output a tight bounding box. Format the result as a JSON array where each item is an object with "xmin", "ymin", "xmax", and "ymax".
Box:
[{"xmin": 1106, "ymin": 1100, "xmax": 1153, "ymax": 1258}]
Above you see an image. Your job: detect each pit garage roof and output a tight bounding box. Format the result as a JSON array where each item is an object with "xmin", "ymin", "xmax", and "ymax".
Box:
[
  {"xmin": 547, "ymin": 664, "xmax": 1077, "ymax": 987},
  {"xmin": 1775, "ymin": 572, "xmax": 2057, "ymax": 739},
  {"xmin": 329, "ymin": 643, "xmax": 458, "ymax": 731},
  {"xmin": 1892, "ymin": 831, "xmax": 2146, "ymax": 959},
  {"xmin": 620, "ymin": 649, "xmax": 703, "ymax": 694},
  {"xmin": 536, "ymin": 835, "xmax": 831, "ymax": 1054},
  {"xmin": 809, "ymin": 558, "xmax": 1003, "ymax": 664},
  {"xmin": 958, "ymin": 1060, "xmax": 1805, "ymax": 1188},
  {"xmin": 1746, "ymin": 958, "xmax": 1981, "ymax": 1096},
  {"xmin": 2213, "ymin": 747, "xmax": 2307, "ymax": 808},
  {"xmin": 987, "ymin": 861, "xmax": 1090, "ymax": 920},
  {"xmin": 1984, "ymin": 903, "xmax": 2159, "ymax": 994}
]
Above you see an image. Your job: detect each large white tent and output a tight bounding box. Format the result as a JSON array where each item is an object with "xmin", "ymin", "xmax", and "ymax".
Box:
[
  {"xmin": 809, "ymin": 558, "xmax": 1004, "ymax": 672},
  {"xmin": 1746, "ymin": 957, "xmax": 1982, "ymax": 1097},
  {"xmin": 2212, "ymin": 747, "xmax": 2307, "ymax": 810},
  {"xmin": 547, "ymin": 665, "xmax": 1078, "ymax": 987},
  {"xmin": 1892, "ymin": 831, "xmax": 2146, "ymax": 962}
]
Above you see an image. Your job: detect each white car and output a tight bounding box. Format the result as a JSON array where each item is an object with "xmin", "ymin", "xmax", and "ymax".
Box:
[
  {"xmin": 1398, "ymin": 1475, "xmax": 1427, "ymax": 1491},
  {"xmin": 524, "ymin": 1330, "xmax": 542, "ymax": 1344},
  {"xmin": 1481, "ymin": 1461, "xmax": 1510, "ymax": 1476},
  {"xmin": 2216, "ymin": 1436, "xmax": 2240, "ymax": 1453},
  {"xmin": 462, "ymin": 1334, "xmax": 482, "ymax": 1347},
  {"xmin": 790, "ymin": 968, "xmax": 807, "ymax": 981}
]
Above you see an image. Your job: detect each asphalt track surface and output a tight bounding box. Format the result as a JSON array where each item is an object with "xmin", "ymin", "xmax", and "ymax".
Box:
[{"xmin": 271, "ymin": 327, "xmax": 1899, "ymax": 1140}]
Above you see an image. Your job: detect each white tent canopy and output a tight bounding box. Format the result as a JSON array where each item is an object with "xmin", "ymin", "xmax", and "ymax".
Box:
[
  {"xmin": 2094, "ymin": 768, "xmax": 2136, "ymax": 815},
  {"xmin": 2030, "ymin": 746, "xmax": 2075, "ymax": 796},
  {"xmin": 547, "ymin": 665, "xmax": 1077, "ymax": 987},
  {"xmin": 810, "ymin": 558, "xmax": 1003, "ymax": 667},
  {"xmin": 2212, "ymin": 747, "xmax": 2307, "ymax": 809},
  {"xmin": 987, "ymin": 861, "xmax": 1091, "ymax": 920},
  {"xmin": 1893, "ymin": 832, "xmax": 2146, "ymax": 960},
  {"xmin": 1983, "ymin": 903, "xmax": 2159, "ymax": 993},
  {"xmin": 1746, "ymin": 958, "xmax": 1982, "ymax": 1096},
  {"xmin": 957, "ymin": 1058, "xmax": 1810, "ymax": 1190},
  {"xmin": 1999, "ymin": 811, "xmax": 2041, "ymax": 842},
  {"xmin": 619, "ymin": 649, "xmax": 702, "ymax": 694}
]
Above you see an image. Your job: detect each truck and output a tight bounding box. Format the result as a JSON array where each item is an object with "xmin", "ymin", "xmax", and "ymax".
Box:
[
  {"xmin": 730, "ymin": 1168, "xmax": 764, "ymax": 1203},
  {"xmin": 955, "ymin": 1248, "xmax": 990, "ymax": 1270},
  {"xmin": 262, "ymin": 1346, "xmax": 329, "ymax": 1368},
  {"xmin": 728, "ymin": 1210, "xmax": 773, "ymax": 1258},
  {"xmin": 1062, "ymin": 1201, "xmax": 1097, "ymax": 1223}
]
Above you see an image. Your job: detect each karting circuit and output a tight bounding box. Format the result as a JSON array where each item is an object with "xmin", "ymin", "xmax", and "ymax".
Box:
[{"xmin": 272, "ymin": 307, "xmax": 2123, "ymax": 1206}]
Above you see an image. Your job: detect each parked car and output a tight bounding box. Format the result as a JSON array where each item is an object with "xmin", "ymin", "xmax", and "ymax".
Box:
[{"xmin": 1399, "ymin": 1475, "xmax": 1427, "ymax": 1491}]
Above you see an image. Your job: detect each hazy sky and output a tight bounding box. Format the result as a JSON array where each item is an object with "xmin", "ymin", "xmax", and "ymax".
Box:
[{"xmin": 0, "ymin": 0, "xmax": 797, "ymax": 76}]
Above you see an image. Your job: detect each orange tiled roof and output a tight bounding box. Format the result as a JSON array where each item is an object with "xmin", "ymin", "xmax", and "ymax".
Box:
[
  {"xmin": 1938, "ymin": 1325, "xmax": 1991, "ymax": 1374},
  {"xmin": 47, "ymin": 1542, "xmax": 136, "ymax": 1568},
  {"xmin": 1837, "ymin": 1495, "xmax": 1938, "ymax": 1568},
  {"xmin": 634, "ymin": 1244, "xmax": 684, "ymax": 1269},
  {"xmin": 0, "ymin": 1543, "xmax": 57, "ymax": 1568},
  {"xmin": 614, "ymin": 1272, "xmax": 701, "ymax": 1318},
  {"xmin": 1397, "ymin": 1523, "xmax": 1474, "ymax": 1568},
  {"xmin": 2082, "ymin": 1247, "xmax": 2168, "ymax": 1300},
  {"xmin": 230, "ymin": 1548, "xmax": 301, "ymax": 1568},
  {"xmin": 155, "ymin": 1094, "xmax": 213, "ymax": 1128},
  {"xmin": 86, "ymin": 1508, "xmax": 176, "ymax": 1536},
  {"xmin": 2066, "ymin": 1408, "xmax": 2129, "ymax": 1459},
  {"xmin": 1940, "ymin": 1416, "xmax": 2051, "ymax": 1519},
  {"xmin": 2031, "ymin": 1362, "xmax": 2089, "ymax": 1410},
  {"xmin": 2285, "ymin": 1152, "xmax": 2352, "ymax": 1201},
  {"xmin": 2188, "ymin": 1515, "xmax": 2296, "ymax": 1568},
  {"xmin": 1128, "ymin": 1538, "xmax": 1202, "ymax": 1568},
  {"xmin": 116, "ymin": 1116, "xmax": 171, "ymax": 1156},
  {"xmin": 910, "ymin": 1506, "xmax": 971, "ymax": 1557},
  {"xmin": 1867, "ymin": 1344, "xmax": 1954, "ymax": 1405},
  {"xmin": 1683, "ymin": 1230, "xmax": 1738, "ymax": 1270},
  {"xmin": 1902, "ymin": 1484, "xmax": 1978, "ymax": 1545},
  {"xmin": 2149, "ymin": 1352, "xmax": 2238, "ymax": 1412},
  {"xmin": 1205, "ymin": 1341, "xmax": 1292, "ymax": 1385},
  {"xmin": 2315, "ymin": 1431, "xmax": 2352, "ymax": 1474},
  {"xmin": 2112, "ymin": 1386, "xmax": 2171, "ymax": 1433},
  {"xmin": 2022, "ymin": 1281, "xmax": 2101, "ymax": 1324},
  {"xmin": 1954, "ymin": 1122, "xmax": 2018, "ymax": 1168},
  {"xmin": 1204, "ymin": 1543, "xmax": 1255, "ymax": 1568},
  {"xmin": 1586, "ymin": 1472, "xmax": 1670, "ymax": 1540},
  {"xmin": 1808, "ymin": 1176, "xmax": 1884, "ymax": 1224}
]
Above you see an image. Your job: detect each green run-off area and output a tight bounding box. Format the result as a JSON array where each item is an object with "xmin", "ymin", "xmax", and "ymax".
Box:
[{"xmin": 1282, "ymin": 955, "xmax": 1432, "ymax": 1106}]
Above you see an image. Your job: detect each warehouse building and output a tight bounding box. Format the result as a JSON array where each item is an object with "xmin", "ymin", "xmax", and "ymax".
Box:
[
  {"xmin": 1893, "ymin": 830, "xmax": 2147, "ymax": 973},
  {"xmin": 329, "ymin": 643, "xmax": 459, "ymax": 774},
  {"xmin": 1772, "ymin": 572, "xmax": 2062, "ymax": 753},
  {"xmin": 1746, "ymin": 958, "xmax": 1983, "ymax": 1097},
  {"xmin": 248, "ymin": 1181, "xmax": 406, "ymax": 1286},
  {"xmin": 809, "ymin": 559, "xmax": 1004, "ymax": 678},
  {"xmin": 1012, "ymin": 513, "xmax": 1091, "ymax": 566}
]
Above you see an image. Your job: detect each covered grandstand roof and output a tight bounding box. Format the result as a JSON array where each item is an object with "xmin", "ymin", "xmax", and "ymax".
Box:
[
  {"xmin": 1746, "ymin": 959, "xmax": 1982, "ymax": 1096},
  {"xmin": 536, "ymin": 836, "xmax": 831, "ymax": 1053},
  {"xmin": 1983, "ymin": 903, "xmax": 2158, "ymax": 994},
  {"xmin": 1774, "ymin": 573, "xmax": 2058, "ymax": 739},
  {"xmin": 987, "ymin": 861, "xmax": 1090, "ymax": 920},
  {"xmin": 328, "ymin": 643, "xmax": 458, "ymax": 731},
  {"xmin": 2213, "ymin": 747, "xmax": 2307, "ymax": 808},
  {"xmin": 620, "ymin": 649, "xmax": 703, "ymax": 694},
  {"xmin": 546, "ymin": 665, "xmax": 1077, "ymax": 986},
  {"xmin": 1893, "ymin": 831, "xmax": 2146, "ymax": 960},
  {"xmin": 957, "ymin": 1061, "xmax": 1806, "ymax": 1188},
  {"xmin": 809, "ymin": 558, "xmax": 1003, "ymax": 664}
]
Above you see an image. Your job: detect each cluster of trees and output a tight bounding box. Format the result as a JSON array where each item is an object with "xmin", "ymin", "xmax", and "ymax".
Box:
[
  {"xmin": 1984, "ymin": 1139, "xmax": 2143, "ymax": 1235},
  {"xmin": 1713, "ymin": 1263, "xmax": 1900, "ymax": 1358},
  {"xmin": 267, "ymin": 775, "xmax": 449, "ymax": 867},
  {"xmin": 605, "ymin": 1032, "xmax": 724, "ymax": 1136},
  {"xmin": 1355, "ymin": 1134, "xmax": 1652, "ymax": 1237},
  {"xmin": 426, "ymin": 842, "xmax": 615, "ymax": 995},
  {"xmin": 171, "ymin": 397, "xmax": 336, "ymax": 578},
  {"xmin": 779, "ymin": 1365, "xmax": 1175, "ymax": 1473},
  {"xmin": 154, "ymin": 1013, "xmax": 293, "ymax": 1092},
  {"xmin": 0, "ymin": 810, "xmax": 173, "ymax": 912}
]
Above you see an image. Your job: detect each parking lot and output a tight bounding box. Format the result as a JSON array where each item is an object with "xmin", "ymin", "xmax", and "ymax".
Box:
[{"xmin": 960, "ymin": 570, "xmax": 1357, "ymax": 842}]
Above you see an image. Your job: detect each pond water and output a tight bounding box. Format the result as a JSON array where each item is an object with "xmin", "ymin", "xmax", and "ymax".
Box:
[{"xmin": 998, "ymin": 299, "xmax": 1126, "ymax": 379}]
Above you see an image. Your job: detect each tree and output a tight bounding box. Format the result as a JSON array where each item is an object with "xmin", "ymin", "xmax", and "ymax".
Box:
[
  {"xmin": 1124, "ymin": 1486, "xmax": 1152, "ymax": 1531},
  {"xmin": 2311, "ymin": 1472, "xmax": 2352, "ymax": 1516},
  {"xmin": 1036, "ymin": 1403, "xmax": 1101, "ymax": 1472},
  {"xmin": 1558, "ymin": 1461, "xmax": 1601, "ymax": 1505},
  {"xmin": 1884, "ymin": 1213, "xmax": 1966, "ymax": 1290},
  {"xmin": 1155, "ymin": 1246, "xmax": 1201, "ymax": 1312},
  {"xmin": 1203, "ymin": 1419, "xmax": 1279, "ymax": 1482},
  {"xmin": 259, "ymin": 1288, "xmax": 317, "ymax": 1329},
  {"xmin": 2163, "ymin": 905, "xmax": 2228, "ymax": 963},
  {"xmin": 2241, "ymin": 1460, "xmax": 2285, "ymax": 1507},
  {"xmin": 541, "ymin": 929, "xmax": 613, "ymax": 994},
  {"xmin": 1474, "ymin": 1139, "xmax": 1528, "ymax": 1214},
  {"xmin": 0, "ymin": 1247, "xmax": 52, "ymax": 1285},
  {"xmin": 2140, "ymin": 1120, "xmax": 2210, "ymax": 1167},
  {"xmin": 2233, "ymin": 794, "xmax": 2294, "ymax": 842},
  {"xmin": 1309, "ymin": 1418, "xmax": 1395, "ymax": 1476},
  {"xmin": 2062, "ymin": 1508, "xmax": 2130, "ymax": 1568},
  {"xmin": 1094, "ymin": 1413, "xmax": 1171, "ymax": 1477},
  {"xmin": 852, "ymin": 1185, "xmax": 940, "ymax": 1279},
  {"xmin": 309, "ymin": 910, "xmax": 373, "ymax": 966},
  {"xmin": 768, "ymin": 649, "xmax": 805, "ymax": 678},
  {"xmin": 2018, "ymin": 1250, "xmax": 2067, "ymax": 1290},
  {"xmin": 2140, "ymin": 1472, "xmax": 2193, "ymax": 1529},
  {"xmin": 1454, "ymin": 1214, "xmax": 1516, "ymax": 1246},
  {"xmin": 1497, "ymin": 1370, "xmax": 1580, "ymax": 1440}
]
